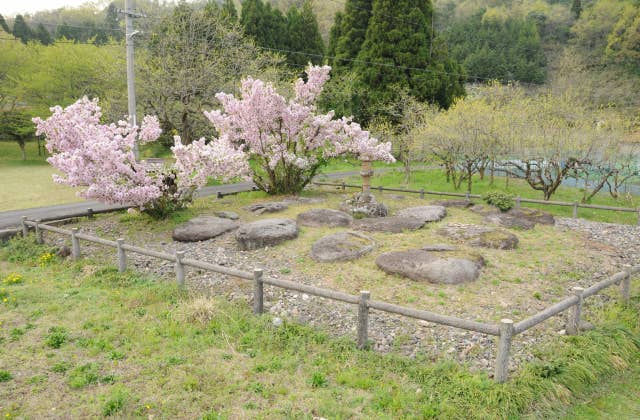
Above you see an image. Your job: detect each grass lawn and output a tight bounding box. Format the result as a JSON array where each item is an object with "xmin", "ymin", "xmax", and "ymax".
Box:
[
  {"xmin": 1, "ymin": 234, "xmax": 639, "ymax": 417},
  {"xmin": 0, "ymin": 141, "xmax": 83, "ymax": 211},
  {"xmin": 550, "ymin": 366, "xmax": 640, "ymax": 419}
]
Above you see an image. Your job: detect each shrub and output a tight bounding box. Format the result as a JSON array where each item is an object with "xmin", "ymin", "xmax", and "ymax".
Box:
[
  {"xmin": 45, "ymin": 326, "xmax": 68, "ymax": 349},
  {"xmin": 483, "ymin": 191, "xmax": 514, "ymax": 211}
]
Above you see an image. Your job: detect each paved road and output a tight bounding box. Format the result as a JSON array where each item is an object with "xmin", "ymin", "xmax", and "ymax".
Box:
[{"xmin": 0, "ymin": 170, "xmax": 363, "ymax": 230}]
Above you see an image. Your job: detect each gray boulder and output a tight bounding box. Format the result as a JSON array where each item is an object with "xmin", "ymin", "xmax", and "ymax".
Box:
[
  {"xmin": 353, "ymin": 216, "xmax": 425, "ymax": 233},
  {"xmin": 484, "ymin": 207, "xmax": 555, "ymax": 230},
  {"xmin": 244, "ymin": 202, "xmax": 289, "ymax": 214},
  {"xmin": 297, "ymin": 209, "xmax": 353, "ymax": 228},
  {"xmin": 422, "ymin": 244, "xmax": 457, "ymax": 252},
  {"xmin": 431, "ymin": 199, "xmax": 474, "ymax": 208},
  {"xmin": 484, "ymin": 213, "xmax": 536, "ymax": 230},
  {"xmin": 235, "ymin": 218, "xmax": 299, "ymax": 250},
  {"xmin": 172, "ymin": 216, "xmax": 239, "ymax": 242},
  {"xmin": 508, "ymin": 208, "xmax": 555, "ymax": 225},
  {"xmin": 437, "ymin": 224, "xmax": 519, "ymax": 250},
  {"xmin": 375, "ymin": 249, "xmax": 483, "ymax": 284},
  {"xmin": 396, "ymin": 205, "xmax": 446, "ymax": 223},
  {"xmin": 311, "ymin": 231, "xmax": 375, "ymax": 262},
  {"xmin": 215, "ymin": 211, "xmax": 240, "ymax": 220}
]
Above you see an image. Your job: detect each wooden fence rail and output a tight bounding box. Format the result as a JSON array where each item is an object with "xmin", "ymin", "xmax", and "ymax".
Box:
[
  {"xmin": 21, "ymin": 218, "xmax": 638, "ymax": 383},
  {"xmin": 312, "ymin": 182, "xmax": 640, "ymax": 225}
]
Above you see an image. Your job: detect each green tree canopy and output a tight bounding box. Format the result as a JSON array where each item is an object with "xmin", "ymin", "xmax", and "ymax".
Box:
[
  {"xmin": 12, "ymin": 15, "xmax": 34, "ymax": 44},
  {"xmin": 355, "ymin": 0, "xmax": 465, "ymax": 120},
  {"xmin": 329, "ymin": 0, "xmax": 373, "ymax": 70},
  {"xmin": 285, "ymin": 1, "xmax": 324, "ymax": 67},
  {"xmin": 444, "ymin": 9, "xmax": 547, "ymax": 84}
]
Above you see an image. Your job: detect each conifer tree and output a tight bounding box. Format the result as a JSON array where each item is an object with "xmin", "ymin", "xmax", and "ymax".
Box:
[
  {"xmin": 35, "ymin": 23, "xmax": 53, "ymax": 45},
  {"xmin": 221, "ymin": 0, "xmax": 238, "ymax": 22},
  {"xmin": 0, "ymin": 14, "xmax": 10, "ymax": 34},
  {"xmin": 240, "ymin": 0, "xmax": 286, "ymax": 50},
  {"xmin": 327, "ymin": 11, "xmax": 343, "ymax": 58},
  {"xmin": 331, "ymin": 0, "xmax": 373, "ymax": 70},
  {"xmin": 355, "ymin": 0, "xmax": 464, "ymax": 117},
  {"xmin": 12, "ymin": 15, "xmax": 34, "ymax": 44},
  {"xmin": 286, "ymin": 1, "xmax": 324, "ymax": 67}
]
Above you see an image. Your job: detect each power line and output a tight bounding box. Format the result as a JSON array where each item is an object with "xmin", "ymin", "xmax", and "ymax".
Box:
[{"xmin": 30, "ymin": 20, "xmax": 124, "ymax": 33}]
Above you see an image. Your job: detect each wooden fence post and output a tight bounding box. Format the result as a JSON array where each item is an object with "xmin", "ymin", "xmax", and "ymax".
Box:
[
  {"xmin": 515, "ymin": 196, "xmax": 521, "ymax": 209},
  {"xmin": 71, "ymin": 228, "xmax": 81, "ymax": 260},
  {"xmin": 465, "ymin": 191, "xmax": 471, "ymax": 200},
  {"xmin": 175, "ymin": 251, "xmax": 185, "ymax": 287},
  {"xmin": 637, "ymin": 208, "xmax": 640, "ymax": 226},
  {"xmin": 420, "ymin": 188, "xmax": 425, "ymax": 199},
  {"xmin": 342, "ymin": 181, "xmax": 346, "ymax": 191},
  {"xmin": 566, "ymin": 287, "xmax": 584, "ymax": 335},
  {"xmin": 494, "ymin": 319, "xmax": 514, "ymax": 383},
  {"xmin": 253, "ymin": 269, "xmax": 264, "ymax": 314},
  {"xmin": 35, "ymin": 219, "xmax": 43, "ymax": 244},
  {"xmin": 378, "ymin": 185, "xmax": 383, "ymax": 193},
  {"xmin": 357, "ymin": 291, "xmax": 370, "ymax": 349},
  {"xmin": 621, "ymin": 270, "xmax": 631, "ymax": 306},
  {"xmin": 21, "ymin": 216, "xmax": 28, "ymax": 238},
  {"xmin": 116, "ymin": 239, "xmax": 126, "ymax": 273},
  {"xmin": 572, "ymin": 202, "xmax": 578, "ymax": 219},
  {"xmin": 87, "ymin": 208, "xmax": 94, "ymax": 219}
]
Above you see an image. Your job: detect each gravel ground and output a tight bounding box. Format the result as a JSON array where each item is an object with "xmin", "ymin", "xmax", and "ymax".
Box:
[{"xmin": 42, "ymin": 214, "xmax": 640, "ymax": 377}]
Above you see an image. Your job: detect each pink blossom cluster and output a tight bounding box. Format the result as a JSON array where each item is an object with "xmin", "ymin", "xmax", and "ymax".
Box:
[
  {"xmin": 171, "ymin": 136, "xmax": 250, "ymax": 189},
  {"xmin": 200, "ymin": 64, "xmax": 394, "ymax": 183},
  {"xmin": 33, "ymin": 97, "xmax": 165, "ymax": 206}
]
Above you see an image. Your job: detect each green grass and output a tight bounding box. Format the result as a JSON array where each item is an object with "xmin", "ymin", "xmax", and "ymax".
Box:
[
  {"xmin": 1, "ymin": 237, "xmax": 639, "ymax": 418},
  {"xmin": 0, "ymin": 140, "xmax": 83, "ymax": 211},
  {"xmin": 340, "ymin": 168, "xmax": 640, "ymax": 225},
  {"xmin": 544, "ymin": 365, "xmax": 640, "ymax": 419}
]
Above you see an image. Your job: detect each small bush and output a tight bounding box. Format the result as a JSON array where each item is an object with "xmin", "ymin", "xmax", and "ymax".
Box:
[
  {"xmin": 309, "ymin": 371, "xmax": 328, "ymax": 388},
  {"xmin": 51, "ymin": 361, "xmax": 72, "ymax": 373},
  {"xmin": 103, "ymin": 388, "xmax": 129, "ymax": 416},
  {"xmin": 45, "ymin": 326, "xmax": 68, "ymax": 349},
  {"xmin": 68, "ymin": 363, "xmax": 101, "ymax": 388},
  {"xmin": 483, "ymin": 191, "xmax": 514, "ymax": 211},
  {"xmin": 3, "ymin": 273, "xmax": 24, "ymax": 285},
  {"xmin": 0, "ymin": 370, "xmax": 13, "ymax": 382}
]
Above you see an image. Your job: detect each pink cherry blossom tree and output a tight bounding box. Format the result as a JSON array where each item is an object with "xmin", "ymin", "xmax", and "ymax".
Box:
[
  {"xmin": 195, "ymin": 64, "xmax": 395, "ymax": 194},
  {"xmin": 33, "ymin": 97, "xmax": 247, "ymax": 217}
]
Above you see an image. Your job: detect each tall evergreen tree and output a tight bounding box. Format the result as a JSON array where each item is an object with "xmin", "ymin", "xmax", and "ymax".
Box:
[
  {"xmin": 240, "ymin": 0, "xmax": 287, "ymax": 50},
  {"xmin": 571, "ymin": 0, "xmax": 582, "ymax": 19},
  {"xmin": 327, "ymin": 11, "xmax": 343, "ymax": 58},
  {"xmin": 221, "ymin": 0, "xmax": 238, "ymax": 22},
  {"xmin": 104, "ymin": 2, "xmax": 123, "ymax": 41},
  {"xmin": 12, "ymin": 15, "xmax": 34, "ymax": 44},
  {"xmin": 286, "ymin": 1, "xmax": 324, "ymax": 67},
  {"xmin": 355, "ymin": 0, "xmax": 464, "ymax": 118},
  {"xmin": 35, "ymin": 23, "xmax": 53, "ymax": 45},
  {"xmin": 0, "ymin": 14, "xmax": 10, "ymax": 34},
  {"xmin": 331, "ymin": 0, "xmax": 373, "ymax": 70}
]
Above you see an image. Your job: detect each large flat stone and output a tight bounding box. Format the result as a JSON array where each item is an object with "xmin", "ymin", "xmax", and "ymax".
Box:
[
  {"xmin": 244, "ymin": 202, "xmax": 289, "ymax": 214},
  {"xmin": 235, "ymin": 218, "xmax": 298, "ymax": 250},
  {"xmin": 437, "ymin": 224, "xmax": 519, "ymax": 250},
  {"xmin": 297, "ymin": 209, "xmax": 353, "ymax": 228},
  {"xmin": 353, "ymin": 216, "xmax": 425, "ymax": 233},
  {"xmin": 396, "ymin": 205, "xmax": 446, "ymax": 223},
  {"xmin": 311, "ymin": 231, "xmax": 375, "ymax": 262},
  {"xmin": 375, "ymin": 249, "xmax": 482, "ymax": 284},
  {"xmin": 172, "ymin": 216, "xmax": 239, "ymax": 242}
]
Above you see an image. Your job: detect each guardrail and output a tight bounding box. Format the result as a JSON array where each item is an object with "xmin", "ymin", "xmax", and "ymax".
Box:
[
  {"xmin": 313, "ymin": 181, "xmax": 640, "ymax": 225},
  {"xmin": 21, "ymin": 217, "xmax": 638, "ymax": 383}
]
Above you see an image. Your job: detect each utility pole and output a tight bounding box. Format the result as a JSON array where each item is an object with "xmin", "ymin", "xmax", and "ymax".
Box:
[{"xmin": 121, "ymin": 0, "xmax": 144, "ymax": 160}]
